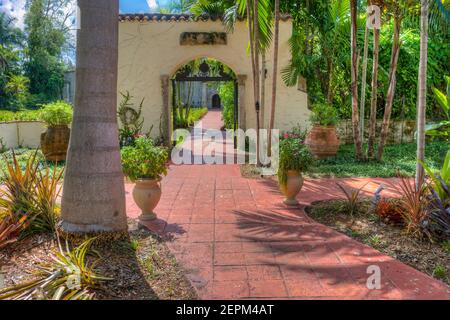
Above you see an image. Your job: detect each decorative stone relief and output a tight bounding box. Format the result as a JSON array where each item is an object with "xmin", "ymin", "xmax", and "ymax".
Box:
[{"xmin": 180, "ymin": 32, "xmax": 227, "ymax": 46}]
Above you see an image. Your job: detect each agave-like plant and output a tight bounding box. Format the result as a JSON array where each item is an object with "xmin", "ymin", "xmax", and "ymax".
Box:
[
  {"xmin": 0, "ymin": 150, "xmax": 39, "ymax": 220},
  {"xmin": 32, "ymin": 165, "xmax": 64, "ymax": 234},
  {"xmin": 0, "ymin": 213, "xmax": 28, "ymax": 250},
  {"xmin": 0, "ymin": 237, "xmax": 111, "ymax": 300},
  {"xmin": 336, "ymin": 182, "xmax": 369, "ymax": 217},
  {"xmin": 0, "ymin": 150, "xmax": 63, "ymax": 234}
]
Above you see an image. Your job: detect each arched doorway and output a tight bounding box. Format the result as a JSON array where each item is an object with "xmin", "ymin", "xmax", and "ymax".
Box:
[
  {"xmin": 171, "ymin": 57, "xmax": 238, "ymax": 146},
  {"xmin": 211, "ymin": 94, "xmax": 221, "ymax": 109}
]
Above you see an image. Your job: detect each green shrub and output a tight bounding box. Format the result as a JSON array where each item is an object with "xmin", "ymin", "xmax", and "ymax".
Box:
[
  {"xmin": 39, "ymin": 101, "xmax": 73, "ymax": 127},
  {"xmin": 278, "ymin": 135, "xmax": 314, "ymax": 186},
  {"xmin": 310, "ymin": 102, "xmax": 338, "ymax": 126},
  {"xmin": 121, "ymin": 137, "xmax": 168, "ymax": 181},
  {"xmin": 219, "ymin": 82, "xmax": 235, "ymax": 129},
  {"xmin": 174, "ymin": 107, "xmax": 208, "ymax": 128},
  {"xmin": 0, "ymin": 109, "xmax": 41, "ymax": 122}
]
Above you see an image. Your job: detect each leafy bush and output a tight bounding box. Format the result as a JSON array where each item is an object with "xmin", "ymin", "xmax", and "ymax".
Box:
[
  {"xmin": 309, "ymin": 102, "xmax": 338, "ymax": 126},
  {"xmin": 0, "ymin": 109, "xmax": 41, "ymax": 122},
  {"xmin": 174, "ymin": 107, "xmax": 208, "ymax": 129},
  {"xmin": 426, "ymin": 76, "xmax": 450, "ymax": 141},
  {"xmin": 219, "ymin": 82, "xmax": 235, "ymax": 129},
  {"xmin": 0, "ymin": 238, "xmax": 110, "ymax": 300},
  {"xmin": 375, "ymin": 198, "xmax": 405, "ymax": 224},
  {"xmin": 278, "ymin": 134, "xmax": 314, "ymax": 186},
  {"xmin": 121, "ymin": 137, "xmax": 168, "ymax": 181},
  {"xmin": 39, "ymin": 101, "xmax": 73, "ymax": 127}
]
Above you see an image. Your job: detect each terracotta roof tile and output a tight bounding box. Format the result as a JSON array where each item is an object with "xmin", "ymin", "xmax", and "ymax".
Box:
[{"xmin": 119, "ymin": 13, "xmax": 291, "ymax": 23}]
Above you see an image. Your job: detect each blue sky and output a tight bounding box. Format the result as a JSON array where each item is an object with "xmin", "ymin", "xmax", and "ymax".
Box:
[
  {"xmin": 0, "ymin": 0, "xmax": 171, "ymax": 29},
  {"xmin": 120, "ymin": 0, "xmax": 169, "ymax": 13}
]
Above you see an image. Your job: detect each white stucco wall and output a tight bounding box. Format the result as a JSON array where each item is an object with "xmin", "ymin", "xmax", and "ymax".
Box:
[
  {"xmin": 0, "ymin": 121, "xmax": 46, "ymax": 149},
  {"xmin": 118, "ymin": 18, "xmax": 310, "ymax": 137}
]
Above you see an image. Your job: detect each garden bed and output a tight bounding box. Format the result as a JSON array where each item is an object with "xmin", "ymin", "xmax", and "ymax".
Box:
[
  {"xmin": 0, "ymin": 219, "xmax": 197, "ymax": 300},
  {"xmin": 306, "ymin": 199, "xmax": 450, "ymax": 285}
]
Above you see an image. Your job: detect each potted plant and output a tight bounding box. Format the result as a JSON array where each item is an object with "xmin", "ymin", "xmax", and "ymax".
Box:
[
  {"xmin": 39, "ymin": 101, "xmax": 73, "ymax": 162},
  {"xmin": 121, "ymin": 137, "xmax": 168, "ymax": 221},
  {"xmin": 278, "ymin": 134, "xmax": 314, "ymax": 206},
  {"xmin": 305, "ymin": 102, "xmax": 340, "ymax": 159}
]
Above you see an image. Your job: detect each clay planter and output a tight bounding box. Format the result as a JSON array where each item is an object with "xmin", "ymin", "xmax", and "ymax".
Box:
[
  {"xmin": 279, "ymin": 170, "xmax": 304, "ymax": 206},
  {"xmin": 132, "ymin": 179, "xmax": 162, "ymax": 221},
  {"xmin": 305, "ymin": 125, "xmax": 339, "ymax": 159},
  {"xmin": 40, "ymin": 125, "xmax": 70, "ymax": 162}
]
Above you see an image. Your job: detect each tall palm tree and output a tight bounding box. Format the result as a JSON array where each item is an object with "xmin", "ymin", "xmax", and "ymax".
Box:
[
  {"xmin": 376, "ymin": 1, "xmax": 403, "ymax": 161},
  {"xmin": 367, "ymin": 0, "xmax": 383, "ymax": 159},
  {"xmin": 350, "ymin": 0, "xmax": 364, "ymax": 160},
  {"xmin": 267, "ymin": 0, "xmax": 280, "ymax": 157},
  {"xmin": 61, "ymin": 0, "xmax": 127, "ymax": 233},
  {"xmin": 416, "ymin": 0, "xmax": 428, "ymax": 186}
]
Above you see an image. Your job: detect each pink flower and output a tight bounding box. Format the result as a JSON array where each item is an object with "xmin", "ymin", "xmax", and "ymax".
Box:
[{"xmin": 284, "ymin": 133, "xmax": 289, "ymax": 139}]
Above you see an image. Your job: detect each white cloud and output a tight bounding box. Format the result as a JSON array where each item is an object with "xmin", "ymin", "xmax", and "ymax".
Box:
[
  {"xmin": 0, "ymin": 0, "xmax": 27, "ymax": 29},
  {"xmin": 147, "ymin": 0, "xmax": 157, "ymax": 10}
]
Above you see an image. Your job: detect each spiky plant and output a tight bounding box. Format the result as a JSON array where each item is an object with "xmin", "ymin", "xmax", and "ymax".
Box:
[
  {"xmin": 396, "ymin": 173, "xmax": 430, "ymax": 237},
  {"xmin": 0, "ymin": 150, "xmax": 39, "ymax": 220},
  {"xmin": 0, "ymin": 237, "xmax": 111, "ymax": 300},
  {"xmin": 0, "ymin": 214, "xmax": 28, "ymax": 250},
  {"xmin": 335, "ymin": 182, "xmax": 369, "ymax": 217}
]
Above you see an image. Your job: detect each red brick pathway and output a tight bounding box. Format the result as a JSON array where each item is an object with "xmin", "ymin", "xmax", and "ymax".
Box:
[{"xmin": 126, "ymin": 111, "xmax": 450, "ymax": 300}]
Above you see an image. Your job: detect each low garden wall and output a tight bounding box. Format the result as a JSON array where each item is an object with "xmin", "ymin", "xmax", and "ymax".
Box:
[
  {"xmin": 0, "ymin": 121, "xmax": 46, "ymax": 149},
  {"xmin": 337, "ymin": 119, "xmax": 416, "ymax": 145}
]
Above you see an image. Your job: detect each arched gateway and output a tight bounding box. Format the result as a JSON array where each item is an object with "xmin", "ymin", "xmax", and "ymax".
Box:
[{"xmin": 118, "ymin": 13, "xmax": 310, "ymax": 145}]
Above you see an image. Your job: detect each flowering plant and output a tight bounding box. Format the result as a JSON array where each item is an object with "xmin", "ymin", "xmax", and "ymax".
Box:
[{"xmin": 277, "ymin": 131, "xmax": 314, "ymax": 186}]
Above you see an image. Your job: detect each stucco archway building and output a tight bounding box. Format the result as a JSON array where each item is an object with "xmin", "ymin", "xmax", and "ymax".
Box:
[{"xmin": 118, "ymin": 13, "xmax": 309, "ymax": 142}]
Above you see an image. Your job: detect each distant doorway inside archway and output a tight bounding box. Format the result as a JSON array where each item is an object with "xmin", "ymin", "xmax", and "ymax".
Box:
[{"xmin": 212, "ymin": 94, "xmax": 221, "ymax": 109}]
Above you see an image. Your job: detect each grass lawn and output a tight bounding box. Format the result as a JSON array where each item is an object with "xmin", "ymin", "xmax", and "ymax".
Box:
[{"xmin": 308, "ymin": 142, "xmax": 449, "ymax": 178}]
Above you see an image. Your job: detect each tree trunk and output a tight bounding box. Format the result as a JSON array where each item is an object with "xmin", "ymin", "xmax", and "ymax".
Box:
[
  {"xmin": 252, "ymin": 0, "xmax": 261, "ymax": 165},
  {"xmin": 350, "ymin": 0, "xmax": 364, "ymax": 160},
  {"xmin": 267, "ymin": 0, "xmax": 280, "ymax": 157},
  {"xmin": 261, "ymin": 52, "xmax": 266, "ymax": 129},
  {"xmin": 61, "ymin": 0, "xmax": 127, "ymax": 233},
  {"xmin": 360, "ymin": 24, "xmax": 369, "ymax": 144},
  {"xmin": 367, "ymin": 27, "xmax": 380, "ymax": 158},
  {"xmin": 416, "ymin": 0, "xmax": 428, "ymax": 186},
  {"xmin": 376, "ymin": 16, "xmax": 401, "ymax": 161}
]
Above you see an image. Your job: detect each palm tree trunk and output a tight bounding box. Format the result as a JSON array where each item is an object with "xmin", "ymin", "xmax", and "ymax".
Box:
[
  {"xmin": 267, "ymin": 0, "xmax": 280, "ymax": 157},
  {"xmin": 376, "ymin": 16, "xmax": 401, "ymax": 161},
  {"xmin": 360, "ymin": 24, "xmax": 369, "ymax": 145},
  {"xmin": 367, "ymin": 27, "xmax": 380, "ymax": 158},
  {"xmin": 61, "ymin": 0, "xmax": 127, "ymax": 233},
  {"xmin": 261, "ymin": 52, "xmax": 266, "ymax": 129},
  {"xmin": 252, "ymin": 0, "xmax": 261, "ymax": 165},
  {"xmin": 416, "ymin": 0, "xmax": 428, "ymax": 186},
  {"xmin": 350, "ymin": 0, "xmax": 364, "ymax": 160}
]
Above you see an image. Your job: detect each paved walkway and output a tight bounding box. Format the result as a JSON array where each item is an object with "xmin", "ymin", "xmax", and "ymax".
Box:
[{"xmin": 126, "ymin": 111, "xmax": 450, "ymax": 300}]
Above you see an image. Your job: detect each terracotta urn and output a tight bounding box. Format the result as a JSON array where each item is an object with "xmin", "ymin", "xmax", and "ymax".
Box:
[
  {"xmin": 132, "ymin": 179, "xmax": 162, "ymax": 221},
  {"xmin": 279, "ymin": 170, "xmax": 304, "ymax": 206},
  {"xmin": 40, "ymin": 125, "xmax": 70, "ymax": 162},
  {"xmin": 305, "ymin": 125, "xmax": 340, "ymax": 159}
]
